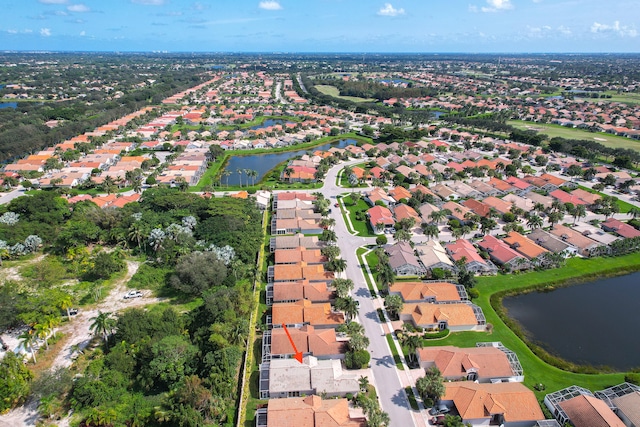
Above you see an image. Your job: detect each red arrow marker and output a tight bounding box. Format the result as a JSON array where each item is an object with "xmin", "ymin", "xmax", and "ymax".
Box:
[{"xmin": 282, "ymin": 323, "xmax": 303, "ymax": 363}]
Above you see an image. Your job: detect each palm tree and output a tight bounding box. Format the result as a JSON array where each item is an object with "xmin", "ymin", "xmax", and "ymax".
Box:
[
  {"xmin": 58, "ymin": 294, "xmax": 75, "ymax": 321},
  {"xmin": 359, "ymin": 375, "xmax": 370, "ymax": 393},
  {"xmin": 222, "ymin": 170, "xmax": 232, "ymax": 187},
  {"xmin": 429, "ymin": 209, "xmax": 447, "ymax": 225},
  {"xmin": 90, "ymin": 311, "xmax": 115, "ymax": 343},
  {"xmin": 128, "ymin": 222, "xmax": 145, "ymax": 250},
  {"xmin": 19, "ymin": 330, "xmax": 38, "ymax": 363},
  {"xmin": 573, "ymin": 204, "xmax": 587, "ymax": 225},
  {"xmin": 333, "ymin": 278, "xmax": 354, "ymax": 299},
  {"xmin": 526, "ymin": 214, "xmax": 543, "ymax": 230},
  {"xmin": 629, "ymin": 207, "xmax": 640, "ymax": 219},
  {"xmin": 327, "ymin": 258, "xmax": 347, "ymax": 273},
  {"xmin": 103, "ymin": 175, "xmax": 117, "ymax": 194},
  {"xmin": 403, "ymin": 334, "xmax": 422, "ymax": 365},
  {"xmin": 421, "ymin": 223, "xmax": 439, "ymax": 240},
  {"xmin": 336, "ymin": 296, "xmax": 359, "ymax": 322},
  {"xmin": 34, "ymin": 323, "xmax": 51, "ymax": 350},
  {"xmin": 248, "ymin": 169, "xmax": 258, "ymax": 186},
  {"xmin": 237, "ymin": 169, "xmax": 243, "ymax": 187}
]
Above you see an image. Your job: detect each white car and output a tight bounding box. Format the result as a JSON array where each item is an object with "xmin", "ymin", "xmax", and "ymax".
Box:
[{"xmin": 123, "ymin": 290, "xmax": 143, "ymax": 299}]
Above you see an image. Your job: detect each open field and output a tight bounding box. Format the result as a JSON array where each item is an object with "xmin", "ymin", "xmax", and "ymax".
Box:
[
  {"xmin": 427, "ymin": 253, "xmax": 640, "ymax": 399},
  {"xmin": 508, "ymin": 120, "xmax": 640, "ymax": 153},
  {"xmin": 315, "ymin": 84, "xmax": 376, "ymax": 103}
]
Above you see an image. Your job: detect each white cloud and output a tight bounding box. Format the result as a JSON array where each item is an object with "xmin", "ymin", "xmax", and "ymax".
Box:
[
  {"xmin": 38, "ymin": 0, "xmax": 68, "ymax": 4},
  {"xmin": 259, "ymin": 1, "xmax": 282, "ymax": 10},
  {"xmin": 481, "ymin": 0, "xmax": 513, "ymax": 12},
  {"xmin": 591, "ymin": 20, "xmax": 637, "ymax": 37},
  {"xmin": 132, "ymin": 0, "xmax": 165, "ymax": 5},
  {"xmin": 68, "ymin": 4, "xmax": 90, "ymax": 12},
  {"xmin": 80, "ymin": 30, "xmax": 85, "ymax": 36},
  {"xmin": 378, "ymin": 3, "xmax": 405, "ymax": 17},
  {"xmin": 532, "ymin": 0, "xmax": 543, "ymax": 3},
  {"xmin": 40, "ymin": 28, "xmax": 52, "ymax": 36},
  {"xmin": 7, "ymin": 29, "xmax": 18, "ymax": 34},
  {"xmin": 468, "ymin": 5, "xmax": 478, "ymax": 12}
]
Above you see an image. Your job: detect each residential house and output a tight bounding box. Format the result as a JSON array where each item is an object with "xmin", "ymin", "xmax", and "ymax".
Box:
[
  {"xmin": 502, "ymin": 231, "xmax": 549, "ymax": 261},
  {"xmin": 527, "ymin": 229, "xmax": 578, "ymax": 257},
  {"xmin": 262, "ymin": 356, "xmax": 360, "ymax": 399},
  {"xmin": 442, "ymin": 382, "xmax": 545, "ymax": 427},
  {"xmin": 446, "ymin": 239, "xmax": 498, "ymax": 275},
  {"xmin": 389, "ymin": 281, "xmax": 467, "ymax": 303},
  {"xmin": 482, "ymin": 196, "xmax": 513, "ymax": 216},
  {"xmin": 418, "ymin": 203, "xmax": 440, "ymax": 221},
  {"xmin": 257, "ymin": 396, "xmax": 366, "ymax": 427},
  {"xmin": 388, "ymin": 185, "xmax": 412, "ymax": 203},
  {"xmin": 400, "ymin": 301, "xmax": 486, "ymax": 331},
  {"xmin": 478, "ymin": 235, "xmax": 530, "ymax": 271},
  {"xmin": 432, "ymin": 183, "xmax": 459, "ymax": 200},
  {"xmin": 414, "ymin": 240, "xmax": 456, "ymax": 273},
  {"xmin": 364, "ymin": 187, "xmax": 395, "ymax": 207},
  {"xmin": 268, "ymin": 325, "xmax": 346, "ymax": 360},
  {"xmin": 462, "ymin": 198, "xmax": 492, "ymax": 218},
  {"xmin": 386, "ymin": 241, "xmax": 426, "ymax": 276},
  {"xmin": 416, "ymin": 343, "xmax": 523, "ymax": 382},
  {"xmin": 596, "ymin": 383, "xmax": 640, "ymax": 427},
  {"xmin": 550, "ymin": 224, "xmax": 606, "ymax": 257},
  {"xmin": 601, "ymin": 218, "xmax": 640, "ymax": 239},
  {"xmin": 503, "ymin": 193, "xmax": 535, "ymax": 213},
  {"xmin": 469, "ymin": 179, "xmax": 500, "ymax": 197},
  {"xmin": 559, "ymin": 394, "xmax": 624, "ymax": 427},
  {"xmin": 367, "ymin": 205, "xmax": 395, "ymax": 233},
  {"xmin": 524, "ymin": 192, "xmax": 554, "ymax": 211},
  {"xmin": 270, "ymin": 280, "xmax": 334, "ymax": 304},
  {"xmin": 270, "ymin": 235, "xmax": 322, "ymax": 253},
  {"xmin": 442, "ymin": 201, "xmax": 472, "ymax": 223},
  {"xmin": 549, "ymin": 189, "xmax": 588, "ymax": 206},
  {"xmin": 393, "ymin": 204, "xmax": 421, "ymax": 226},
  {"xmin": 271, "ymin": 300, "xmax": 344, "ymax": 328},
  {"xmin": 268, "ymin": 263, "xmax": 333, "ymax": 284}
]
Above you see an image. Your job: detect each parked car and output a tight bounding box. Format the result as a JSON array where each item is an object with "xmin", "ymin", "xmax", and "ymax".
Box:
[
  {"xmin": 429, "ymin": 403, "xmax": 449, "ymax": 416},
  {"xmin": 430, "ymin": 415, "xmax": 445, "ymax": 425},
  {"xmin": 123, "ymin": 290, "xmax": 143, "ymax": 299},
  {"xmin": 334, "ymin": 203, "xmax": 339, "ymax": 207},
  {"xmin": 68, "ymin": 308, "xmax": 79, "ymax": 316}
]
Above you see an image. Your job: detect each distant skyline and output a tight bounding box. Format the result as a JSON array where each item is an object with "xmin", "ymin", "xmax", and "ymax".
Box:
[{"xmin": 2, "ymin": 0, "xmax": 639, "ymax": 53}]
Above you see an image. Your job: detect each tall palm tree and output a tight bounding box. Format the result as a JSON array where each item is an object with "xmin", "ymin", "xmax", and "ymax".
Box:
[
  {"xmin": 19, "ymin": 330, "xmax": 38, "ymax": 363},
  {"xmin": 573, "ymin": 204, "xmax": 587, "ymax": 225},
  {"xmin": 336, "ymin": 296, "xmax": 359, "ymax": 322},
  {"xmin": 222, "ymin": 170, "xmax": 232, "ymax": 187},
  {"xmin": 58, "ymin": 294, "xmax": 75, "ymax": 320},
  {"xmin": 34, "ymin": 323, "xmax": 51, "ymax": 350},
  {"xmin": 90, "ymin": 311, "xmax": 115, "ymax": 343},
  {"xmin": 526, "ymin": 214, "xmax": 543, "ymax": 230},
  {"xmin": 237, "ymin": 169, "xmax": 243, "ymax": 187},
  {"xmin": 421, "ymin": 223, "xmax": 439, "ymax": 240}
]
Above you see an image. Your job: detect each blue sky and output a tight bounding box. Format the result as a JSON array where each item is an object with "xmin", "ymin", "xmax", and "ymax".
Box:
[{"xmin": 2, "ymin": 0, "xmax": 639, "ymax": 53}]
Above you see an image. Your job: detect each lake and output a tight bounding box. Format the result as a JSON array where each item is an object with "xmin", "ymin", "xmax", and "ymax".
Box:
[
  {"xmin": 503, "ymin": 271, "xmax": 640, "ymax": 371},
  {"xmin": 221, "ymin": 138, "xmax": 355, "ymax": 186},
  {"xmin": 250, "ymin": 118, "xmax": 292, "ymax": 130},
  {"xmin": 0, "ymin": 102, "xmax": 17, "ymax": 109}
]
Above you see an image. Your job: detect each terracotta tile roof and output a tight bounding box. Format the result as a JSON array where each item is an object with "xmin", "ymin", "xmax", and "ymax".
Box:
[
  {"xmin": 389, "ymin": 185, "xmax": 412, "ymax": 202},
  {"xmin": 272, "ymin": 264, "xmax": 333, "ymax": 282},
  {"xmin": 478, "ymin": 235, "xmax": 524, "ymax": 265},
  {"xmin": 402, "ymin": 302, "xmax": 478, "ymax": 327},
  {"xmin": 275, "ymin": 247, "xmax": 327, "ymax": 264},
  {"xmin": 367, "ymin": 205, "xmax": 394, "ymax": 226},
  {"xmin": 502, "ymin": 231, "xmax": 548, "ymax": 259},
  {"xmin": 570, "ymin": 188, "xmax": 601, "ymax": 205},
  {"xmin": 462, "ymin": 198, "xmax": 491, "ymax": 217},
  {"xmin": 390, "ymin": 281, "xmax": 461, "ymax": 302},
  {"xmin": 559, "ymin": 395, "xmax": 625, "ymax": 427},
  {"xmin": 270, "ymin": 325, "xmax": 346, "ymax": 357},
  {"xmin": 443, "ymin": 382, "xmax": 544, "ymax": 423},
  {"xmin": 266, "ymin": 393, "xmax": 365, "ymax": 427},
  {"xmin": 272, "ymin": 300, "xmax": 345, "ymax": 327},
  {"xmin": 481, "ymin": 196, "xmax": 512, "ymax": 214},
  {"xmin": 272, "ymin": 280, "xmax": 334, "ymax": 303},
  {"xmin": 393, "ymin": 204, "xmax": 421, "ymax": 223},
  {"xmin": 417, "ymin": 346, "xmax": 515, "ymax": 379},
  {"xmin": 446, "ymin": 239, "xmax": 486, "ymax": 265},
  {"xmin": 442, "ymin": 201, "xmax": 471, "ymax": 221}
]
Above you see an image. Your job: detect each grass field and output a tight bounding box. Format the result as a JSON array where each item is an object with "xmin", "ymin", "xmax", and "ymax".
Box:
[
  {"xmin": 342, "ymin": 194, "xmax": 377, "ymax": 237},
  {"xmin": 508, "ymin": 120, "xmax": 640, "ymax": 153},
  {"xmin": 315, "ymin": 84, "xmax": 376, "ymax": 103},
  {"xmin": 428, "ymin": 253, "xmax": 640, "ymax": 398}
]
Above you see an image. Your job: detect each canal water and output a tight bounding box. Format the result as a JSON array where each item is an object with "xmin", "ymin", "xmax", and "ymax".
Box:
[
  {"xmin": 249, "ymin": 118, "xmax": 292, "ymax": 130},
  {"xmin": 503, "ymin": 271, "xmax": 640, "ymax": 371},
  {"xmin": 221, "ymin": 138, "xmax": 355, "ymax": 186}
]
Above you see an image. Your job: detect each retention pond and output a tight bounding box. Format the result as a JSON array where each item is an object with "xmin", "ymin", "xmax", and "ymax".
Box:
[{"xmin": 503, "ymin": 271, "xmax": 640, "ymax": 371}]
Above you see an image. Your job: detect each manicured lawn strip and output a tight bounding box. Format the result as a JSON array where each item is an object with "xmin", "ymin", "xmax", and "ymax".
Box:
[
  {"xmin": 342, "ymin": 195, "xmax": 376, "ymax": 237},
  {"xmin": 507, "ymin": 120, "xmax": 640, "ymax": 153},
  {"xmin": 405, "ymin": 386, "xmax": 419, "ymax": 410},
  {"xmin": 430, "ymin": 253, "xmax": 640, "ymax": 398},
  {"xmin": 386, "ymin": 333, "xmax": 405, "ymax": 370},
  {"xmin": 356, "ymin": 247, "xmax": 376, "ymax": 296},
  {"xmin": 364, "ymin": 250, "xmax": 380, "ymax": 293}
]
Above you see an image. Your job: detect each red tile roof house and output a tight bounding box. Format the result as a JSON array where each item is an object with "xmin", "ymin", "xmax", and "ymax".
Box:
[
  {"xmin": 446, "ymin": 239, "xmax": 498, "ymax": 275},
  {"xmin": 367, "ymin": 205, "xmax": 395, "ymax": 234},
  {"xmin": 549, "ymin": 189, "xmax": 588, "ymax": 206},
  {"xmin": 364, "ymin": 187, "xmax": 395, "ymax": 207},
  {"xmin": 442, "ymin": 201, "xmax": 472, "ymax": 223},
  {"xmin": 549, "ymin": 224, "xmax": 605, "ymax": 257},
  {"xmin": 443, "ymin": 382, "xmax": 545, "ymax": 427},
  {"xmin": 416, "ymin": 344, "xmax": 524, "ymax": 383},
  {"xmin": 393, "ymin": 204, "xmax": 421, "ymax": 226},
  {"xmin": 600, "ymin": 218, "xmax": 640, "ymax": 239},
  {"xmin": 270, "ymin": 280, "xmax": 335, "ymax": 304},
  {"xmin": 258, "ymin": 395, "xmax": 366, "ymax": 427},
  {"xmin": 477, "ymin": 235, "xmax": 531, "ymax": 272},
  {"xmin": 268, "ymin": 325, "xmax": 347, "ymax": 360},
  {"xmin": 544, "ymin": 386, "xmax": 625, "ymax": 427}
]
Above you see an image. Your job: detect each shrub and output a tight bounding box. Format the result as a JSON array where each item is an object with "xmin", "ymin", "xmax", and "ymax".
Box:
[
  {"xmin": 467, "ymin": 288, "xmax": 480, "ymax": 299},
  {"xmin": 423, "ymin": 329, "xmax": 449, "ymax": 340},
  {"xmin": 625, "ymin": 373, "xmax": 640, "ymax": 385},
  {"xmin": 345, "ymin": 350, "xmax": 370, "ymax": 369}
]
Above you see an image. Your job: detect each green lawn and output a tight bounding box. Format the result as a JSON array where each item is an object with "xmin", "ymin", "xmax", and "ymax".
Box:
[
  {"xmin": 356, "ymin": 247, "xmax": 377, "ymax": 297},
  {"xmin": 507, "ymin": 120, "xmax": 640, "ymax": 153},
  {"xmin": 386, "ymin": 333, "xmax": 405, "ymax": 370},
  {"xmin": 428, "ymin": 253, "xmax": 640, "ymax": 398},
  {"xmin": 342, "ymin": 194, "xmax": 377, "ymax": 237},
  {"xmin": 576, "ymin": 185, "xmax": 635, "ymax": 214},
  {"xmin": 315, "ymin": 84, "xmax": 376, "ymax": 103},
  {"xmin": 216, "ymin": 115, "xmax": 302, "ymax": 131}
]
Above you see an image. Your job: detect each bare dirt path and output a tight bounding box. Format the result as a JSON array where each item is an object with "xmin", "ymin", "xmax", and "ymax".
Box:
[{"xmin": 0, "ymin": 260, "xmax": 168, "ymax": 427}]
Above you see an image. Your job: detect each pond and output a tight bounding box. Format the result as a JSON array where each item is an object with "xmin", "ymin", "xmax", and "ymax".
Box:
[
  {"xmin": 221, "ymin": 138, "xmax": 355, "ymax": 186},
  {"xmin": 0, "ymin": 102, "xmax": 17, "ymax": 109},
  {"xmin": 503, "ymin": 271, "xmax": 640, "ymax": 371},
  {"xmin": 250, "ymin": 118, "xmax": 292, "ymax": 130}
]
